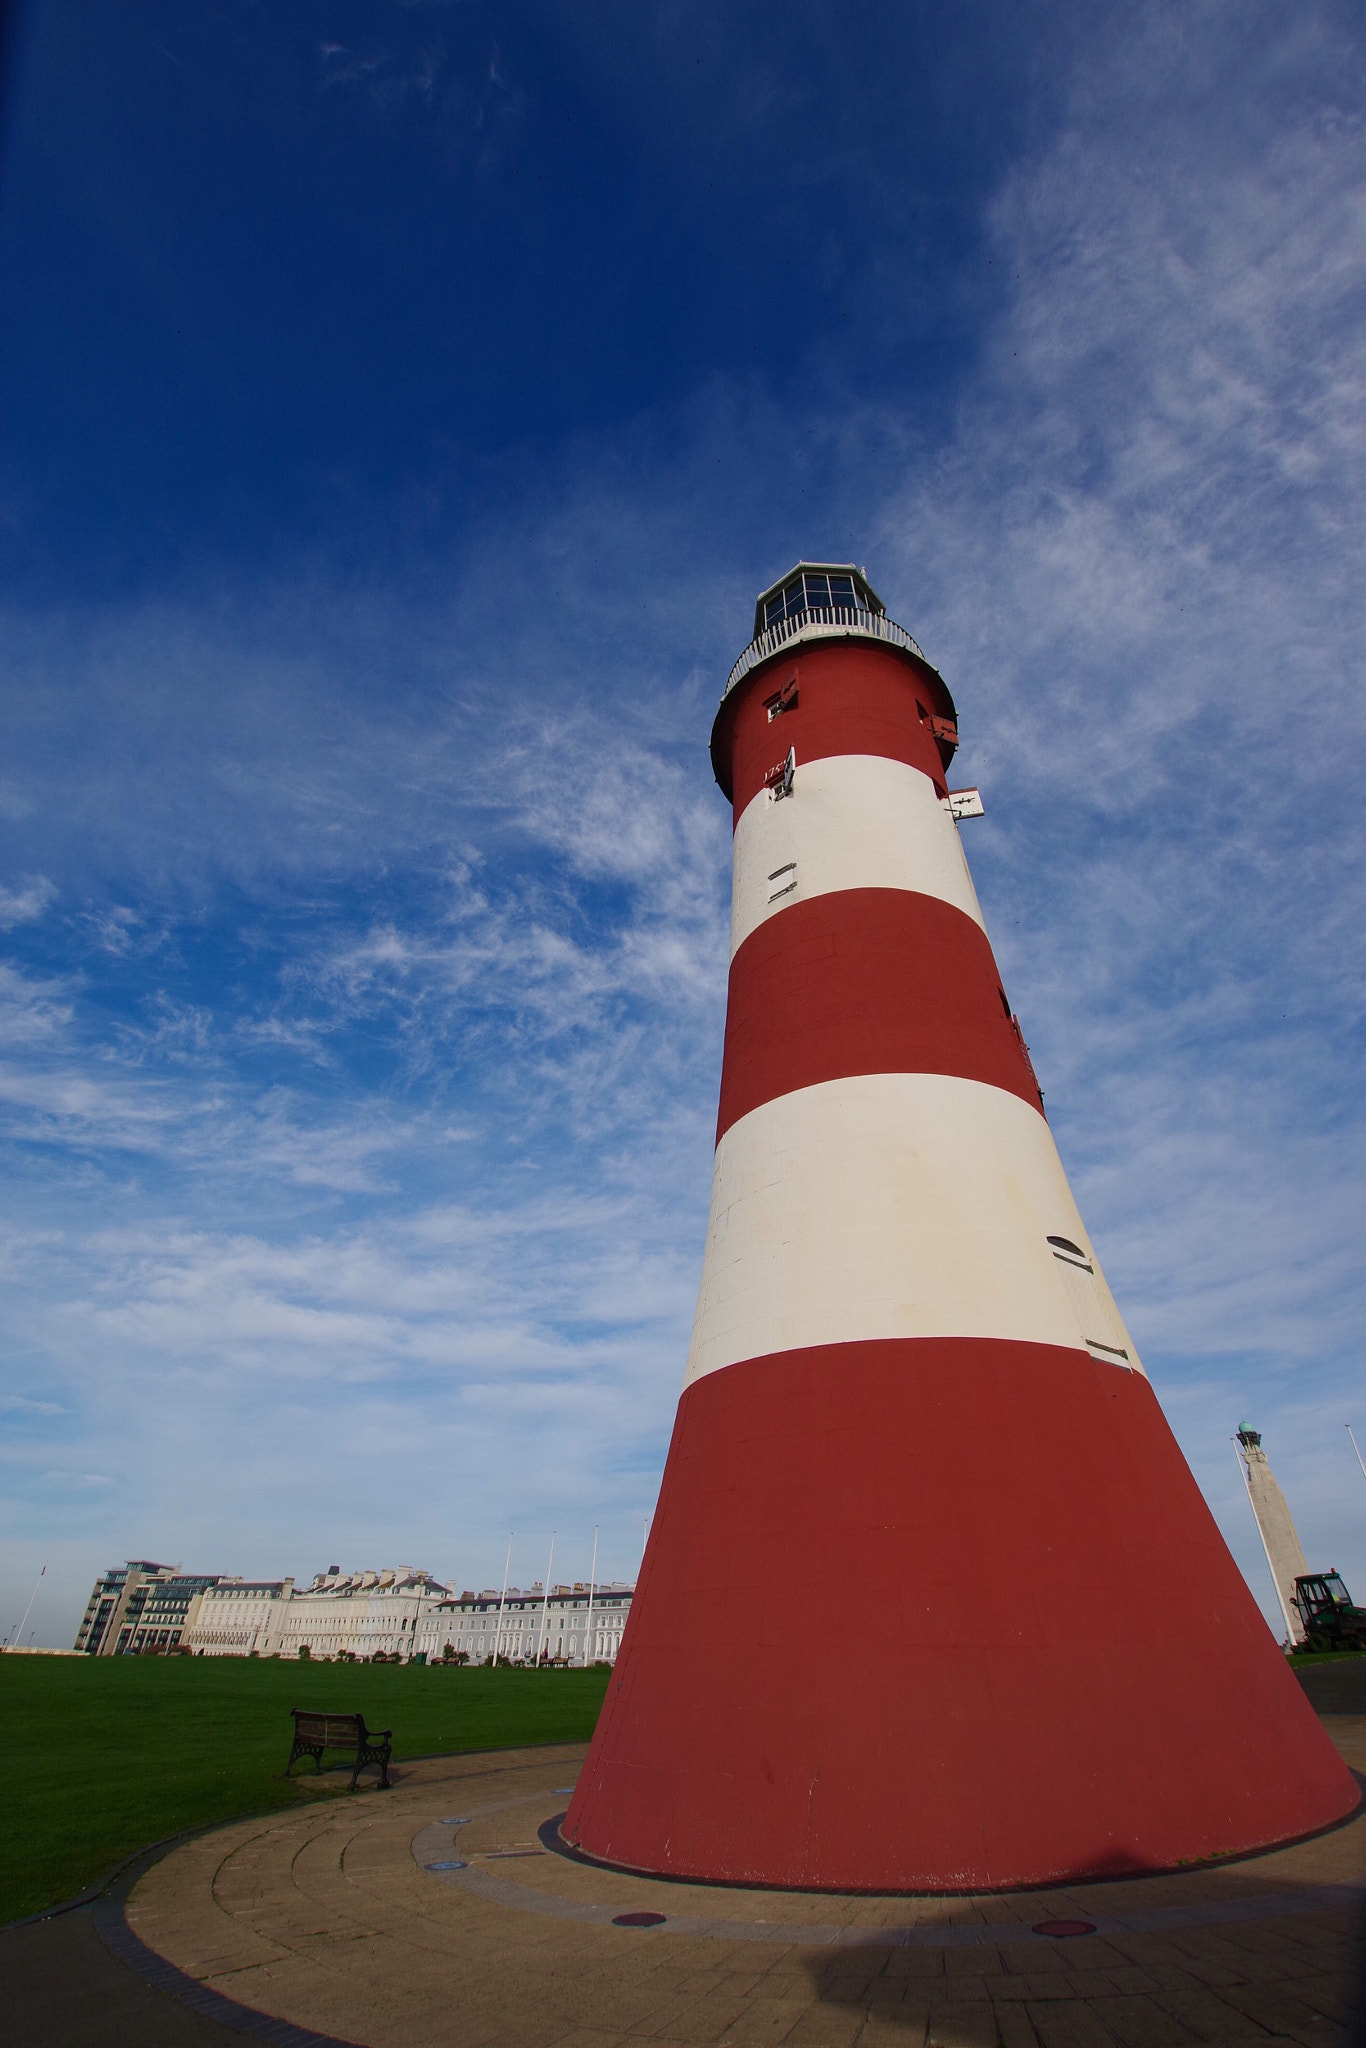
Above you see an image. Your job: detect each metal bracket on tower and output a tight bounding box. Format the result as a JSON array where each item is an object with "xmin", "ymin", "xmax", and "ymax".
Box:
[
  {"xmin": 942, "ymin": 788, "xmax": 984, "ymax": 821},
  {"xmin": 764, "ymin": 745, "xmax": 796, "ymax": 801}
]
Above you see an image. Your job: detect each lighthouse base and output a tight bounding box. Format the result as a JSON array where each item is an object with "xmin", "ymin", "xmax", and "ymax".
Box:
[{"xmin": 564, "ymin": 1340, "xmax": 1359, "ymax": 1892}]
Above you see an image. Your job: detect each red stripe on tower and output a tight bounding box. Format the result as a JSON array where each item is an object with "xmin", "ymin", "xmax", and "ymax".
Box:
[
  {"xmin": 564, "ymin": 562, "xmax": 1358, "ymax": 1890},
  {"xmin": 717, "ymin": 888, "xmax": 1041, "ymax": 1139}
]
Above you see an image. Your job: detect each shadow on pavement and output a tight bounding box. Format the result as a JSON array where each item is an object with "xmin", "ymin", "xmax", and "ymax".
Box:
[{"xmin": 0, "ymin": 1906, "xmax": 255, "ymax": 2048}]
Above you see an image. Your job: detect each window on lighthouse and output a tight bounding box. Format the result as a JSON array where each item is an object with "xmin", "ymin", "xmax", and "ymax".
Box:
[
  {"xmin": 764, "ymin": 571, "xmax": 872, "ymax": 629},
  {"xmin": 1048, "ymin": 1237, "xmax": 1130, "ymax": 1365},
  {"xmin": 765, "ymin": 577, "xmax": 806, "ymax": 628}
]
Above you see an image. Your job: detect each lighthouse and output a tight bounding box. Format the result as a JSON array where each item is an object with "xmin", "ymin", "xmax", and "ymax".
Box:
[{"xmin": 564, "ymin": 564, "xmax": 1358, "ymax": 1890}]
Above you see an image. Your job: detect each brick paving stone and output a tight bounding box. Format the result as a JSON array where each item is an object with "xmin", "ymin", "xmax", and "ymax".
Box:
[
  {"xmin": 849, "ymin": 2015, "xmax": 929, "ymax": 2048},
  {"xmin": 1146, "ymin": 1944, "xmax": 1248, "ymax": 1990},
  {"xmin": 1052, "ymin": 1943, "xmax": 1133, "ymax": 1978},
  {"xmin": 712, "ymin": 1996, "xmax": 814, "ymax": 2043},
  {"xmin": 938, "ymin": 1977, "xmax": 998, "ymax": 2004},
  {"xmin": 1216, "ymin": 1981, "xmax": 1345, "ymax": 2045},
  {"xmin": 1049, "ymin": 1975, "xmax": 1127, "ymax": 2000},
  {"xmin": 750, "ymin": 1975, "xmax": 814, "ymax": 2001},
  {"xmin": 1084, "ymin": 1994, "xmax": 1196, "ymax": 2048},
  {"xmin": 545, "ymin": 2032, "xmax": 637, "ymax": 2048},
  {"xmin": 991, "ymin": 1977, "xmax": 1060, "ymax": 2003},
  {"xmin": 995, "ymin": 2009, "xmax": 1042, "ymax": 2048},
  {"xmin": 923, "ymin": 2005, "xmax": 1006, "ymax": 2047},
  {"xmin": 1140, "ymin": 1981, "xmax": 1272, "ymax": 2042},
  {"xmin": 636, "ymin": 1993, "xmax": 722, "ymax": 2038},
  {"xmin": 772, "ymin": 2006, "xmax": 866, "ymax": 2047},
  {"xmin": 885, "ymin": 1950, "xmax": 950, "ymax": 1979},
  {"xmin": 943, "ymin": 1946, "xmax": 1005, "ymax": 1978},
  {"xmin": 663, "ymin": 1985, "xmax": 756, "ymax": 2043},
  {"xmin": 1025, "ymin": 2003, "xmax": 1121, "ymax": 2048},
  {"xmin": 1002, "ymin": 1947, "xmax": 1074, "ymax": 1978},
  {"xmin": 816, "ymin": 1970, "xmax": 882, "ymax": 2001},
  {"xmin": 1100, "ymin": 1969, "xmax": 1165, "ymax": 1999},
  {"xmin": 863, "ymin": 1979, "xmax": 917, "ymax": 2008}
]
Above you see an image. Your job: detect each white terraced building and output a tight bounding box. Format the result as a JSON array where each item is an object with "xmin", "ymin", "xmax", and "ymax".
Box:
[
  {"xmin": 78, "ymin": 1559, "xmax": 634, "ymax": 1663},
  {"xmin": 181, "ymin": 1566, "xmax": 452, "ymax": 1660},
  {"xmin": 419, "ymin": 1582, "xmax": 634, "ymax": 1666},
  {"xmin": 183, "ymin": 1577, "xmax": 297, "ymax": 1656}
]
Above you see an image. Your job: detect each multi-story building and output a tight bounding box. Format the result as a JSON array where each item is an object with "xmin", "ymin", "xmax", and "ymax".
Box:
[
  {"xmin": 182, "ymin": 1578, "xmax": 295, "ymax": 1655},
  {"xmin": 74, "ymin": 1561, "xmax": 228, "ymax": 1657},
  {"xmin": 76, "ymin": 1560, "xmax": 634, "ymax": 1663},
  {"xmin": 419, "ymin": 1582, "xmax": 634, "ymax": 1665},
  {"xmin": 270, "ymin": 1567, "xmax": 451, "ymax": 1661}
]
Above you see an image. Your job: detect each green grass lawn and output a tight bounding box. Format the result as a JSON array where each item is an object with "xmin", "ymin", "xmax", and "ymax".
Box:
[{"xmin": 0, "ymin": 1655, "xmax": 610, "ymax": 1925}]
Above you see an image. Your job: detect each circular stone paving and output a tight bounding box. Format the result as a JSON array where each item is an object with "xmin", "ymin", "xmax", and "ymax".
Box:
[{"xmin": 113, "ymin": 1729, "xmax": 1366, "ymax": 2048}]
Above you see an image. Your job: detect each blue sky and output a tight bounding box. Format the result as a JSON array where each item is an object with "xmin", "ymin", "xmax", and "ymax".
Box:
[{"xmin": 1, "ymin": 0, "xmax": 1364, "ymax": 1648}]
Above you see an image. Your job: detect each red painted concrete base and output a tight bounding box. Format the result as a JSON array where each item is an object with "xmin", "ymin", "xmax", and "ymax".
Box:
[{"xmin": 564, "ymin": 1341, "xmax": 1359, "ymax": 1891}]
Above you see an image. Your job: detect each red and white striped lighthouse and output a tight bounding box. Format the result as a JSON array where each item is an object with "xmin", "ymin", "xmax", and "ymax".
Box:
[{"xmin": 564, "ymin": 564, "xmax": 1358, "ymax": 1890}]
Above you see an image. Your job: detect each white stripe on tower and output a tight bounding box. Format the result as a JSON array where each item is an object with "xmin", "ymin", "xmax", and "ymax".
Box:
[
  {"xmin": 730, "ymin": 751, "xmax": 984, "ymax": 957},
  {"xmin": 685, "ymin": 1073, "xmax": 1139, "ymax": 1384}
]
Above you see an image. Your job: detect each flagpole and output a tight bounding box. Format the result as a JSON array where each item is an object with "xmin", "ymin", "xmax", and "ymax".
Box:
[
  {"xmin": 7, "ymin": 1563, "xmax": 46, "ymax": 1653},
  {"xmin": 583, "ymin": 1525, "xmax": 599, "ymax": 1666},
  {"xmin": 492, "ymin": 1533, "xmax": 513, "ymax": 1666},
  {"xmin": 538, "ymin": 1533, "xmax": 556, "ymax": 1665}
]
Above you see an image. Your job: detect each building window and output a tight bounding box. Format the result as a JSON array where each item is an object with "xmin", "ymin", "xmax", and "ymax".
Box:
[{"xmin": 767, "ymin": 863, "xmax": 797, "ymax": 902}]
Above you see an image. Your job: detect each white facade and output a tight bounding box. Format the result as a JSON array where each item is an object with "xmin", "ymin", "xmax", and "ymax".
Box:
[
  {"xmin": 172, "ymin": 1564, "xmax": 634, "ymax": 1662},
  {"xmin": 182, "ymin": 1566, "xmax": 452, "ymax": 1660},
  {"xmin": 182, "ymin": 1578, "xmax": 295, "ymax": 1655},
  {"xmin": 418, "ymin": 1582, "xmax": 634, "ymax": 1667},
  {"xmin": 89, "ymin": 1561, "xmax": 635, "ymax": 1664}
]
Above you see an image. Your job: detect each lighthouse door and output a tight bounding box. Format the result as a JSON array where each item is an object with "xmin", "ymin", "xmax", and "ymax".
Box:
[{"xmin": 1047, "ymin": 1237, "xmax": 1130, "ymax": 1366}]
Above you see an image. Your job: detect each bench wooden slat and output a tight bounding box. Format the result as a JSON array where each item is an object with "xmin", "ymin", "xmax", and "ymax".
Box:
[
  {"xmin": 294, "ymin": 1713, "xmax": 362, "ymax": 1742},
  {"xmin": 286, "ymin": 1707, "xmax": 392, "ymax": 1791}
]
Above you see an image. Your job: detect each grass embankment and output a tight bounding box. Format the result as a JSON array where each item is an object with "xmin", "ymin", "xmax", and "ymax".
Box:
[{"xmin": 0, "ymin": 1655, "xmax": 610, "ymax": 1925}]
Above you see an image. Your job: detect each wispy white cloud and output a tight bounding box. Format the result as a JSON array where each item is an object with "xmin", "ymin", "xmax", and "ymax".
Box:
[
  {"xmin": 2, "ymin": 0, "xmax": 1363, "ymax": 1642},
  {"xmin": 0, "ymin": 962, "xmax": 72, "ymax": 1046},
  {"xmin": 0, "ymin": 877, "xmax": 56, "ymax": 928}
]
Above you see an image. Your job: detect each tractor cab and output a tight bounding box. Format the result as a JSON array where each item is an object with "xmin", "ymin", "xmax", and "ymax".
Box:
[{"xmin": 1292, "ymin": 1571, "xmax": 1366, "ymax": 1652}]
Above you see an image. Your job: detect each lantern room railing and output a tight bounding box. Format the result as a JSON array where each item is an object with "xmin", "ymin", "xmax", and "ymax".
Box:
[{"xmin": 724, "ymin": 605, "xmax": 933, "ymax": 699}]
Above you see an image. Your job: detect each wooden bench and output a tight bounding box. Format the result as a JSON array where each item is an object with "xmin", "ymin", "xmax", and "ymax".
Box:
[{"xmin": 286, "ymin": 1709, "xmax": 392, "ymax": 1790}]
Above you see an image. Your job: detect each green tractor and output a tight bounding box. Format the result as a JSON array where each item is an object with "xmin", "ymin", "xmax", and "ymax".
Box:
[{"xmin": 1292, "ymin": 1571, "xmax": 1366, "ymax": 1653}]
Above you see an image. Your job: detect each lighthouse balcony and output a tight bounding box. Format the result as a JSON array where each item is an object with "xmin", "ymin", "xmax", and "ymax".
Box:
[{"xmin": 724, "ymin": 561, "xmax": 936, "ymax": 698}]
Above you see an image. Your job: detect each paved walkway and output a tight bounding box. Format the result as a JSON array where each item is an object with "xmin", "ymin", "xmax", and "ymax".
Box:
[{"xmin": 107, "ymin": 1722, "xmax": 1366, "ymax": 2048}]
